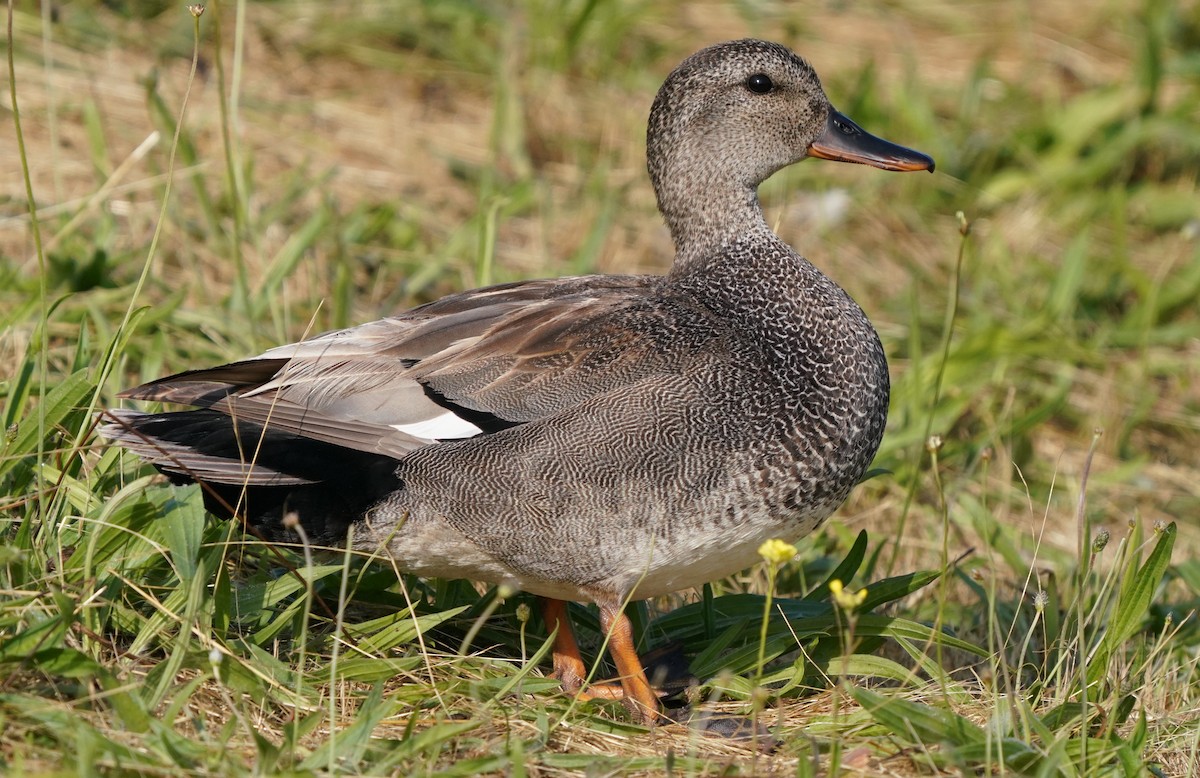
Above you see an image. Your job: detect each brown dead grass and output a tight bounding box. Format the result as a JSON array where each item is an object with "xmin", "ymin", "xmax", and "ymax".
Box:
[{"xmin": 2, "ymin": 0, "xmax": 1141, "ymax": 266}]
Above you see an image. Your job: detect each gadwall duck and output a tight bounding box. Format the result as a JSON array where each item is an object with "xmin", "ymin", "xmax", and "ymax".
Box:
[{"xmin": 103, "ymin": 39, "xmax": 933, "ymax": 725}]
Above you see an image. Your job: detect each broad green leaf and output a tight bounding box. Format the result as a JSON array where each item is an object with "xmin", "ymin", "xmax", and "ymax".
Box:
[
  {"xmin": 327, "ymin": 655, "xmax": 427, "ymax": 683},
  {"xmin": 96, "ymin": 669, "xmax": 152, "ymax": 733},
  {"xmin": 857, "ymin": 569, "xmax": 943, "ymax": 612},
  {"xmin": 21, "ymin": 647, "xmax": 101, "ymax": 678},
  {"xmin": 852, "ymin": 687, "xmax": 987, "ymax": 748},
  {"xmin": 951, "ymin": 739, "xmax": 1045, "ymax": 773},
  {"xmin": 811, "ymin": 653, "xmax": 920, "ymax": 685},
  {"xmin": 689, "ymin": 621, "xmax": 756, "ymax": 679},
  {"xmin": 65, "ymin": 479, "xmax": 163, "ymax": 582},
  {"xmin": 804, "ymin": 529, "xmax": 868, "ymax": 601},
  {"xmin": 0, "ymin": 613, "xmax": 70, "ymax": 663},
  {"xmin": 0, "ymin": 369, "xmax": 95, "ymax": 481},
  {"xmin": 351, "ymin": 605, "xmax": 470, "ymax": 654},
  {"xmin": 161, "ymin": 486, "xmax": 206, "ymax": 583},
  {"xmin": 817, "ymin": 614, "xmax": 988, "ymax": 658},
  {"xmin": 1128, "ymin": 708, "xmax": 1147, "ymax": 752},
  {"xmin": 233, "ymin": 564, "xmax": 346, "ymax": 614},
  {"xmin": 650, "ymin": 593, "xmax": 828, "ymax": 642}
]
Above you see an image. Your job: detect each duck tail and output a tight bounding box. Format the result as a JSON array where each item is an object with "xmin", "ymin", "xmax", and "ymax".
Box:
[{"xmin": 99, "ymin": 408, "xmax": 400, "ymax": 546}]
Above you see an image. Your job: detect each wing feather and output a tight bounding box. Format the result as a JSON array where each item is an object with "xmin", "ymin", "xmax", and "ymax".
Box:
[{"xmin": 113, "ymin": 274, "xmax": 665, "ymax": 458}]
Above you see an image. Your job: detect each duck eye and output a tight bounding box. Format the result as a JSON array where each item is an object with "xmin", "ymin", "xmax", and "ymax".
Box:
[{"xmin": 745, "ymin": 73, "xmax": 773, "ymax": 94}]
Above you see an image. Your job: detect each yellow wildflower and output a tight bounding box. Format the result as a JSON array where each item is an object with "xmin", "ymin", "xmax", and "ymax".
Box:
[
  {"xmin": 758, "ymin": 538, "xmax": 797, "ymax": 566},
  {"xmin": 829, "ymin": 579, "xmax": 868, "ymax": 610}
]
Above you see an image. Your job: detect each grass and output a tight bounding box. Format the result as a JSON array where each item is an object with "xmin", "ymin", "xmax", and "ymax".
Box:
[{"xmin": 3, "ymin": 0, "xmax": 1199, "ymax": 774}]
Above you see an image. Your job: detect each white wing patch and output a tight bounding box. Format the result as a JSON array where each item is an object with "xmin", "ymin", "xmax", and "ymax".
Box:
[{"xmin": 390, "ymin": 411, "xmax": 484, "ymax": 441}]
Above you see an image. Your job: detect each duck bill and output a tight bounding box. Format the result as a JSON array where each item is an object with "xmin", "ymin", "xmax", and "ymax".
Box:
[{"xmin": 808, "ymin": 108, "xmax": 935, "ymax": 172}]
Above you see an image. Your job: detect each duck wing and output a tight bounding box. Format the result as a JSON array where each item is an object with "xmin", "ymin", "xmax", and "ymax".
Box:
[{"xmin": 116, "ymin": 274, "xmax": 664, "ymax": 460}]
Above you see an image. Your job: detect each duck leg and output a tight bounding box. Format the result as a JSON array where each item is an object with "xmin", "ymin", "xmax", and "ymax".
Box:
[
  {"xmin": 597, "ymin": 601, "xmax": 662, "ymax": 725},
  {"xmin": 542, "ymin": 598, "xmax": 622, "ymax": 700},
  {"xmin": 540, "ymin": 597, "xmax": 661, "ymax": 724}
]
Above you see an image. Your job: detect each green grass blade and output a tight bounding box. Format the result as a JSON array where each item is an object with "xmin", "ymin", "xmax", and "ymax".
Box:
[
  {"xmin": 852, "ymin": 686, "xmax": 987, "ymax": 748},
  {"xmin": 1087, "ymin": 522, "xmax": 1176, "ymax": 686},
  {"xmin": 803, "ymin": 528, "xmax": 869, "ymax": 601}
]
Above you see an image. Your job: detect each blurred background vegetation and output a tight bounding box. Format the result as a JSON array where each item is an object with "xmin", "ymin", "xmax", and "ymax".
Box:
[{"xmin": 1, "ymin": 0, "xmax": 1198, "ymax": 774}]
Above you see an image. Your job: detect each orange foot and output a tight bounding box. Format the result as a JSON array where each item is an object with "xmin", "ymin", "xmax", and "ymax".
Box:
[{"xmin": 540, "ymin": 597, "xmax": 664, "ymax": 726}]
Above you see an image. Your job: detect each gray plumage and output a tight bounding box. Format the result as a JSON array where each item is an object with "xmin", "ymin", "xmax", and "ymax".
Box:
[{"xmin": 102, "ymin": 39, "xmax": 933, "ymax": 722}]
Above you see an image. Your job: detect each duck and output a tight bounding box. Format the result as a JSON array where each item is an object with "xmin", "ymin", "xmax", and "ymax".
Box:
[{"xmin": 102, "ymin": 38, "xmax": 933, "ymax": 726}]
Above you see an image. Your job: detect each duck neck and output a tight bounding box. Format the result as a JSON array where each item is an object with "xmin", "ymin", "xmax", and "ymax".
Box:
[
  {"xmin": 647, "ymin": 105, "xmax": 778, "ymax": 272},
  {"xmin": 656, "ymin": 175, "xmax": 772, "ymax": 273}
]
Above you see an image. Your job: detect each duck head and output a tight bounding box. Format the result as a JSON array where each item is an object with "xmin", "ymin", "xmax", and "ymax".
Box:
[{"xmin": 646, "ymin": 39, "xmax": 933, "ymax": 255}]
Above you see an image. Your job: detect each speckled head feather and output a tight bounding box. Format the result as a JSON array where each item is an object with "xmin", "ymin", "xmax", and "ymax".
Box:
[{"xmin": 647, "ymin": 40, "xmax": 831, "ymax": 259}]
